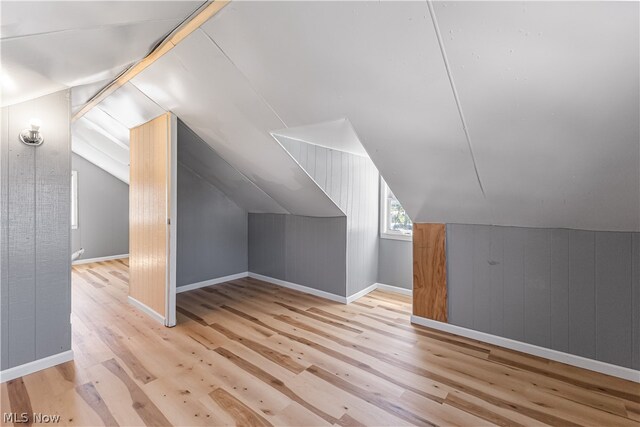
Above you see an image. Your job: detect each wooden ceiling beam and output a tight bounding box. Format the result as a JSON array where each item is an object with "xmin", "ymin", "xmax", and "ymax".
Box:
[{"xmin": 72, "ymin": 0, "xmax": 229, "ymax": 123}]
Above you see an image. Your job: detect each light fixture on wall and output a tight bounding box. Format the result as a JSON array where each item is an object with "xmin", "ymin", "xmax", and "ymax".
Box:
[{"xmin": 19, "ymin": 118, "xmax": 44, "ymax": 146}]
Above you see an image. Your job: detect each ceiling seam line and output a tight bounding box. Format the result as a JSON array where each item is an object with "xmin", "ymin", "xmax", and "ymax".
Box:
[
  {"xmin": 0, "ymin": 18, "xmax": 182, "ymax": 41},
  {"xmin": 198, "ymin": 28, "xmax": 288, "ymax": 128},
  {"xmin": 426, "ymin": 0, "xmax": 486, "ymax": 198}
]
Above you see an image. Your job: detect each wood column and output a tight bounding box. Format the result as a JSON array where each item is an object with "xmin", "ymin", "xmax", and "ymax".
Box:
[
  {"xmin": 412, "ymin": 223, "xmax": 448, "ymax": 322},
  {"xmin": 129, "ymin": 113, "xmax": 173, "ymax": 323}
]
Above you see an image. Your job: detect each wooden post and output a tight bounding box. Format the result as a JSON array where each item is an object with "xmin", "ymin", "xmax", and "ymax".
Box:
[{"xmin": 412, "ymin": 223, "xmax": 448, "ymax": 322}]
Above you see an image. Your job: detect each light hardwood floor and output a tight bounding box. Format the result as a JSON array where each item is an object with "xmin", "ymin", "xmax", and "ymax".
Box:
[{"xmin": 2, "ymin": 259, "xmax": 639, "ymax": 426}]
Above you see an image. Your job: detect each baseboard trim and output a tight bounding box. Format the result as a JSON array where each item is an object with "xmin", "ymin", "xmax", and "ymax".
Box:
[
  {"xmin": 410, "ymin": 315, "xmax": 640, "ymax": 383},
  {"xmin": 0, "ymin": 350, "xmax": 74, "ymax": 383},
  {"xmin": 248, "ymin": 273, "xmax": 349, "ymax": 304},
  {"xmin": 176, "ymin": 272, "xmax": 249, "ymax": 293},
  {"xmin": 128, "ymin": 296, "xmax": 165, "ymax": 325},
  {"xmin": 246, "ymin": 274, "xmax": 411, "ymax": 305},
  {"xmin": 73, "ymin": 254, "xmax": 128, "ymax": 265},
  {"xmin": 374, "ymin": 283, "xmax": 413, "ymax": 296},
  {"xmin": 346, "ymin": 283, "xmax": 379, "ymax": 303}
]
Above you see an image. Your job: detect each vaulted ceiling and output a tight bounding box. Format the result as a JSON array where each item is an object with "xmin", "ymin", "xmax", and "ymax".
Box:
[{"xmin": 2, "ymin": 1, "xmax": 638, "ymax": 230}]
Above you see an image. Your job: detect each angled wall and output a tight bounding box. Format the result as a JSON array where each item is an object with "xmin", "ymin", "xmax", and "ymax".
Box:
[
  {"xmin": 1, "ymin": 90, "xmax": 72, "ymax": 372},
  {"xmin": 177, "ymin": 120, "xmax": 248, "ymax": 288},
  {"xmin": 277, "ymin": 137, "xmax": 379, "ymax": 295}
]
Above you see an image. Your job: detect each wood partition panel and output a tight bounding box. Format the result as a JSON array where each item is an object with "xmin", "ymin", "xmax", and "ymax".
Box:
[
  {"xmin": 129, "ymin": 113, "xmax": 173, "ymax": 323},
  {"xmin": 413, "ymin": 223, "xmax": 448, "ymax": 321}
]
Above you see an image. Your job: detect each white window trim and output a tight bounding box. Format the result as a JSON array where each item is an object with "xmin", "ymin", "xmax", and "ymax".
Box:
[
  {"xmin": 380, "ymin": 179, "xmax": 412, "ymax": 242},
  {"xmin": 71, "ymin": 170, "xmax": 78, "ymax": 230}
]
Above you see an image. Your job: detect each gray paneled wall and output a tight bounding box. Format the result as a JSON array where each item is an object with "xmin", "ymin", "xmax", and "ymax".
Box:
[
  {"xmin": 248, "ymin": 213, "xmax": 347, "ymax": 296},
  {"xmin": 1, "ymin": 90, "xmax": 72, "ymax": 370},
  {"xmin": 176, "ymin": 162, "xmax": 248, "ymax": 288},
  {"xmin": 71, "ymin": 154, "xmax": 129, "ymax": 260},
  {"xmin": 378, "ymin": 238, "xmax": 413, "ymax": 290},
  {"xmin": 447, "ymin": 224, "xmax": 640, "ymax": 369},
  {"xmin": 279, "ymin": 137, "xmax": 379, "ymax": 295}
]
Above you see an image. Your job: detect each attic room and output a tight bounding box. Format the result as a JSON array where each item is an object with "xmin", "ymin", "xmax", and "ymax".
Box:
[{"xmin": 1, "ymin": 1, "xmax": 638, "ymax": 426}]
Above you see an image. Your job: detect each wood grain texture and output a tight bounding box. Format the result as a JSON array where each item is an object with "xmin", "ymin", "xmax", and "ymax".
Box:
[
  {"xmin": 413, "ymin": 223, "xmax": 448, "ymax": 321},
  {"xmin": 1, "ymin": 259, "xmax": 638, "ymax": 427},
  {"xmin": 209, "ymin": 388, "xmax": 273, "ymax": 427},
  {"xmin": 129, "ymin": 113, "xmax": 171, "ymax": 318}
]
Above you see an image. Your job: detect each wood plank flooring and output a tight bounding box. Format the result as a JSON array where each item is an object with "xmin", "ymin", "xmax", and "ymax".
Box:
[{"xmin": 2, "ymin": 259, "xmax": 639, "ymax": 426}]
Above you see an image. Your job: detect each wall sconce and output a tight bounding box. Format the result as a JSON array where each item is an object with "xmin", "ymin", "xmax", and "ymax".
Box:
[{"xmin": 19, "ymin": 118, "xmax": 44, "ymax": 146}]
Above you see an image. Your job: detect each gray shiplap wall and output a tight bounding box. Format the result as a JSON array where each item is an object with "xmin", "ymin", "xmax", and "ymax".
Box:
[
  {"xmin": 1, "ymin": 90, "xmax": 72, "ymax": 370},
  {"xmin": 176, "ymin": 121, "xmax": 248, "ymax": 287},
  {"xmin": 177, "ymin": 164, "xmax": 248, "ymax": 287},
  {"xmin": 248, "ymin": 213, "xmax": 347, "ymax": 296},
  {"xmin": 378, "ymin": 238, "xmax": 413, "ymax": 290},
  {"xmin": 71, "ymin": 154, "xmax": 129, "ymax": 260},
  {"xmin": 447, "ymin": 224, "xmax": 640, "ymax": 369},
  {"xmin": 278, "ymin": 138, "xmax": 379, "ymax": 295}
]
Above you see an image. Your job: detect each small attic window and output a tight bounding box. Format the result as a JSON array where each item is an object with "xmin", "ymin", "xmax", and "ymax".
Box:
[{"xmin": 380, "ymin": 178, "xmax": 412, "ymax": 241}]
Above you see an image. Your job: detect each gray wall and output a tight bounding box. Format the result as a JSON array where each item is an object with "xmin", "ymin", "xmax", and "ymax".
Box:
[
  {"xmin": 71, "ymin": 153, "xmax": 129, "ymax": 260},
  {"xmin": 248, "ymin": 213, "xmax": 347, "ymax": 296},
  {"xmin": 447, "ymin": 223, "xmax": 640, "ymax": 370},
  {"xmin": 278, "ymin": 138, "xmax": 379, "ymax": 295},
  {"xmin": 378, "ymin": 238, "xmax": 413, "ymax": 290},
  {"xmin": 176, "ymin": 121, "xmax": 248, "ymax": 287},
  {"xmin": 1, "ymin": 90, "xmax": 72, "ymax": 370}
]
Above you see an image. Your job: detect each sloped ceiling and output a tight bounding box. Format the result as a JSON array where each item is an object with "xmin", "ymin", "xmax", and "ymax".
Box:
[
  {"xmin": 0, "ymin": 1, "xmax": 203, "ymax": 107},
  {"xmin": 130, "ymin": 29, "xmax": 343, "ymax": 217},
  {"xmin": 432, "ymin": 1, "xmax": 639, "ymax": 231},
  {"xmin": 203, "ymin": 1, "xmax": 491, "ymax": 225},
  {"xmin": 200, "ymin": 0, "xmax": 639, "ymax": 231},
  {"xmin": 272, "ymin": 118, "xmax": 368, "ymax": 157},
  {"xmin": 178, "ymin": 121, "xmax": 288, "ymax": 214},
  {"xmin": 70, "ymin": 82, "xmax": 168, "ymax": 184},
  {"xmin": 39, "ymin": 1, "xmax": 638, "ymax": 230}
]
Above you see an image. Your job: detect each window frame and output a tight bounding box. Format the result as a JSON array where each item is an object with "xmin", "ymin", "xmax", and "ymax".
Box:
[
  {"xmin": 380, "ymin": 178, "xmax": 412, "ymax": 241},
  {"xmin": 71, "ymin": 170, "xmax": 78, "ymax": 230}
]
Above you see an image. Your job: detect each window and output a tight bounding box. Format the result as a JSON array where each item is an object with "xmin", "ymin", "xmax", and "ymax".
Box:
[
  {"xmin": 380, "ymin": 178, "xmax": 412, "ymax": 241},
  {"xmin": 71, "ymin": 170, "xmax": 78, "ymax": 229}
]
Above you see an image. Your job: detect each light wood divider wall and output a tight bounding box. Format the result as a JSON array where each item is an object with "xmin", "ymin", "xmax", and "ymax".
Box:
[
  {"xmin": 412, "ymin": 223, "xmax": 448, "ymax": 322},
  {"xmin": 129, "ymin": 113, "xmax": 175, "ymax": 324}
]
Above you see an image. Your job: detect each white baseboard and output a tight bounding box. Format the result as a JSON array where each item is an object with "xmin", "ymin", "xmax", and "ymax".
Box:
[
  {"xmin": 128, "ymin": 296, "xmax": 164, "ymax": 325},
  {"xmin": 248, "ymin": 273, "xmax": 349, "ymax": 304},
  {"xmin": 246, "ymin": 274, "xmax": 411, "ymax": 305},
  {"xmin": 73, "ymin": 254, "xmax": 128, "ymax": 265},
  {"xmin": 0, "ymin": 350, "xmax": 74, "ymax": 383},
  {"xmin": 374, "ymin": 283, "xmax": 413, "ymax": 296},
  {"xmin": 410, "ymin": 315, "xmax": 640, "ymax": 383},
  {"xmin": 346, "ymin": 283, "xmax": 379, "ymax": 303},
  {"xmin": 176, "ymin": 272, "xmax": 249, "ymax": 294}
]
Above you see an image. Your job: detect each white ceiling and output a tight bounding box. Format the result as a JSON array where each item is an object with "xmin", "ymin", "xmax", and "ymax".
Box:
[
  {"xmin": 272, "ymin": 118, "xmax": 368, "ymax": 158},
  {"xmin": 130, "ymin": 28, "xmax": 343, "ymax": 217},
  {"xmin": 178, "ymin": 121, "xmax": 288, "ymax": 214},
  {"xmin": 432, "ymin": 1, "xmax": 640, "ymax": 231},
  {"xmin": 13, "ymin": 1, "xmax": 636, "ymax": 230},
  {"xmin": 200, "ymin": 0, "xmax": 639, "ymax": 231},
  {"xmin": 72, "ymin": 116, "xmax": 130, "ymax": 183},
  {"xmin": 203, "ymin": 1, "xmax": 491, "ymax": 224},
  {"xmin": 0, "ymin": 1, "xmax": 203, "ymax": 107}
]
